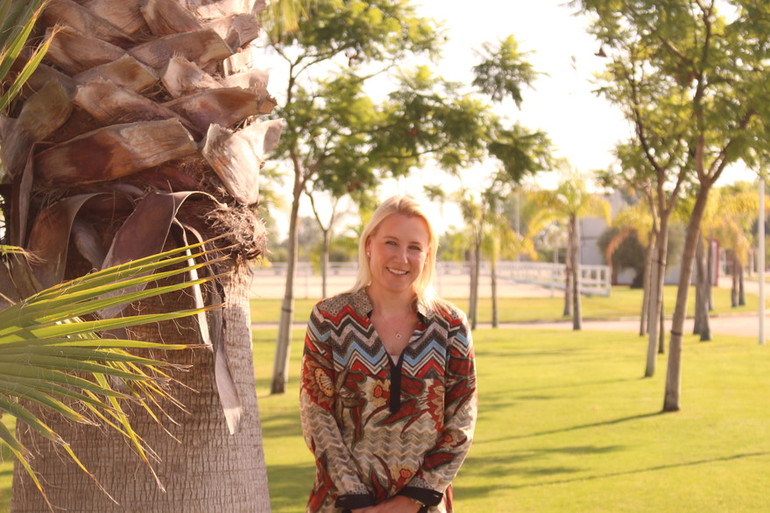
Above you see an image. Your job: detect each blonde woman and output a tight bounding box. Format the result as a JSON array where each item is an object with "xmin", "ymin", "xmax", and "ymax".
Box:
[{"xmin": 300, "ymin": 195, "xmax": 477, "ymax": 513}]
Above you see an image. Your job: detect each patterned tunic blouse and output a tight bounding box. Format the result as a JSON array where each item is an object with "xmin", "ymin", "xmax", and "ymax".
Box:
[{"xmin": 300, "ymin": 289, "xmax": 477, "ymax": 513}]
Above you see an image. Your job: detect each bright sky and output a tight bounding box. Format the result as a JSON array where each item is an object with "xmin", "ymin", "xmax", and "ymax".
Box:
[{"xmin": 267, "ymin": 0, "xmax": 756, "ymax": 236}]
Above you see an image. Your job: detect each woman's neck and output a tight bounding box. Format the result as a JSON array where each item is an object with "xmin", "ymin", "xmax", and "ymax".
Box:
[{"xmin": 366, "ymin": 285, "xmax": 415, "ymax": 316}]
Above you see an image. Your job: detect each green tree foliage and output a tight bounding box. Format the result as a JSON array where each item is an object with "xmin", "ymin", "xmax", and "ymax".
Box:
[
  {"xmin": 266, "ymin": 0, "xmax": 493, "ymax": 394},
  {"xmin": 574, "ymin": 0, "xmax": 770, "ymax": 411}
]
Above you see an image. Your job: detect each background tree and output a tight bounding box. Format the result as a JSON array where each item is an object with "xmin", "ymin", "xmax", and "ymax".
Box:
[
  {"xmin": 483, "ymin": 190, "xmax": 536, "ymax": 328},
  {"xmin": 529, "ymin": 166, "xmax": 611, "ymax": 330},
  {"xmin": 264, "ymin": 0, "xmax": 480, "ymax": 394},
  {"xmin": 709, "ymin": 183, "xmax": 763, "ymax": 308},
  {"xmin": 597, "ymin": 151, "xmax": 661, "ymax": 341},
  {"xmin": 1, "ymin": 0, "xmax": 280, "ymax": 510},
  {"xmin": 575, "ymin": 1, "xmax": 770, "ymax": 411}
]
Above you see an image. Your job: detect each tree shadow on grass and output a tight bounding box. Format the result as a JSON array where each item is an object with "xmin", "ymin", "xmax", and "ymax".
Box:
[
  {"xmin": 260, "ymin": 410, "xmax": 303, "ymax": 439},
  {"xmin": 494, "ymin": 376, "xmax": 642, "ymax": 396},
  {"xmin": 462, "ymin": 444, "xmax": 626, "ymax": 482},
  {"xmin": 474, "ymin": 411, "xmax": 663, "ymax": 446},
  {"xmin": 457, "ymin": 451, "xmax": 770, "ymax": 500}
]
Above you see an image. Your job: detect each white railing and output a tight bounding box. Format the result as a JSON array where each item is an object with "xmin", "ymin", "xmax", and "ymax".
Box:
[
  {"xmin": 436, "ymin": 261, "xmax": 611, "ymax": 297},
  {"xmin": 254, "ymin": 260, "xmax": 611, "ymax": 297}
]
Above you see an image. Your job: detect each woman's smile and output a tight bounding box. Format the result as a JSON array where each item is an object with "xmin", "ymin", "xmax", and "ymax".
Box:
[{"xmin": 365, "ymin": 213, "xmax": 430, "ymax": 295}]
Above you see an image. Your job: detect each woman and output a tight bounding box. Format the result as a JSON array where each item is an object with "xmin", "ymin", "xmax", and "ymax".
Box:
[{"xmin": 300, "ymin": 195, "xmax": 477, "ymax": 513}]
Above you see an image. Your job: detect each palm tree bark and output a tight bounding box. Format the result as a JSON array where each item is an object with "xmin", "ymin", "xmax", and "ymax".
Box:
[
  {"xmin": 6, "ymin": 1, "xmax": 277, "ymax": 508},
  {"xmin": 12, "ymin": 269, "xmax": 271, "ymax": 512}
]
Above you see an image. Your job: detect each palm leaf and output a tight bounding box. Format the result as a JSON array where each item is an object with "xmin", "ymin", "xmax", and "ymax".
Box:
[{"xmin": 0, "ymin": 240, "xmax": 223, "ymax": 506}]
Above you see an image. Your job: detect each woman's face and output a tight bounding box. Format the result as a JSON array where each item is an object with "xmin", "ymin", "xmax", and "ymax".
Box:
[{"xmin": 365, "ymin": 213, "xmax": 430, "ymax": 296}]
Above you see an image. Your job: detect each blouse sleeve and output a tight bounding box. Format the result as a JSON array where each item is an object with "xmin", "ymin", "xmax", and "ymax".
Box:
[
  {"xmin": 299, "ymin": 305, "xmax": 375, "ymax": 510},
  {"xmin": 399, "ymin": 312, "xmax": 478, "ymax": 507}
]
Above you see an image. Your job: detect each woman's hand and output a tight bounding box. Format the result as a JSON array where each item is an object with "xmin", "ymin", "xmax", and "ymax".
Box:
[{"xmin": 351, "ymin": 495, "xmax": 421, "ymax": 513}]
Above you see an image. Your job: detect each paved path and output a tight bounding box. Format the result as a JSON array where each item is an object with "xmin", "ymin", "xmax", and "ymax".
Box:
[
  {"xmin": 499, "ymin": 313, "xmax": 768, "ymax": 339},
  {"xmin": 254, "ymin": 313, "xmax": 769, "ymax": 340}
]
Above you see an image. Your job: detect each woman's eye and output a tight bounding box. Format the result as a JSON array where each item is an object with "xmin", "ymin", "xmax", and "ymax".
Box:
[
  {"xmin": 385, "ymin": 241, "xmax": 397, "ymax": 246},
  {"xmin": 409, "ymin": 245, "xmax": 422, "ymax": 251}
]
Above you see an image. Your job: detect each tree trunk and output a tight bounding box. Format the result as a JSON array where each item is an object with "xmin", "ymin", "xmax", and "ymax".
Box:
[
  {"xmin": 12, "ymin": 269, "xmax": 271, "ymax": 512},
  {"xmin": 469, "ymin": 237, "xmax": 481, "ymax": 330},
  {"xmin": 646, "ymin": 215, "xmax": 670, "ymax": 377},
  {"xmin": 639, "ymin": 239, "xmax": 655, "ymax": 337},
  {"xmin": 491, "ymin": 254, "xmax": 498, "ymax": 328},
  {"xmin": 664, "ymin": 183, "xmax": 713, "ymax": 412},
  {"xmin": 738, "ymin": 259, "xmax": 746, "ymax": 306},
  {"xmin": 571, "ymin": 215, "xmax": 582, "ymax": 330},
  {"xmin": 272, "ymin": 173, "xmax": 302, "ymax": 394},
  {"xmin": 731, "ymin": 252, "xmax": 739, "ymax": 307},
  {"xmin": 693, "ymin": 236, "xmax": 711, "ymax": 341},
  {"xmin": 658, "ymin": 299, "xmax": 665, "ymax": 354},
  {"xmin": 706, "ymin": 239, "xmax": 714, "ymax": 311},
  {"xmin": 563, "ymin": 227, "xmax": 573, "ymax": 318},
  {"xmin": 7, "ymin": 0, "xmax": 276, "ymax": 508},
  {"xmin": 321, "ymin": 228, "xmax": 330, "ymax": 299}
]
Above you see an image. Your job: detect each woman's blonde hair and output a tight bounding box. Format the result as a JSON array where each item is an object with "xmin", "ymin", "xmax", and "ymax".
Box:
[{"xmin": 350, "ymin": 194, "xmax": 439, "ymax": 308}]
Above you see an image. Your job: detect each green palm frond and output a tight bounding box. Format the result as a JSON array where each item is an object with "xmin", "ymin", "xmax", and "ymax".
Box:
[
  {"xmin": 0, "ymin": 241, "xmax": 222, "ymax": 506},
  {"xmin": 0, "ymin": 0, "xmax": 51, "ymax": 114}
]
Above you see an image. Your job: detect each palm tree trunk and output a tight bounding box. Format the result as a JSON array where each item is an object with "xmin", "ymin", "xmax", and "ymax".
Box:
[
  {"xmin": 738, "ymin": 259, "xmax": 746, "ymax": 306},
  {"xmin": 12, "ymin": 269, "xmax": 271, "ymax": 512},
  {"xmin": 8, "ymin": 0, "xmax": 276, "ymax": 507}
]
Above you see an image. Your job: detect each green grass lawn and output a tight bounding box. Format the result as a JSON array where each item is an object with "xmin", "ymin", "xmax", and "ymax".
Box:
[
  {"xmin": 250, "ymin": 285, "xmax": 760, "ymax": 324},
  {"xmin": 253, "ymin": 327, "xmax": 770, "ymax": 513}
]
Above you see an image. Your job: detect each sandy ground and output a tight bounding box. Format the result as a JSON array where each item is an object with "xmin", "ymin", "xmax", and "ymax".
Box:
[{"xmin": 250, "ymin": 269, "xmax": 770, "ymax": 340}]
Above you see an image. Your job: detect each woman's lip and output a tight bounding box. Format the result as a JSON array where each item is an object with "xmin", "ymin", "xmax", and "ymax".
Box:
[{"xmin": 386, "ymin": 267, "xmax": 408, "ymax": 275}]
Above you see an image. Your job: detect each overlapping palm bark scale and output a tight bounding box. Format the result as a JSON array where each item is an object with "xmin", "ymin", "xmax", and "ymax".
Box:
[{"xmin": 1, "ymin": 0, "xmax": 280, "ymax": 510}]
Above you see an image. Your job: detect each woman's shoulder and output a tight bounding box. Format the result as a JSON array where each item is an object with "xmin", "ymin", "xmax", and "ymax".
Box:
[
  {"xmin": 313, "ymin": 290, "xmax": 369, "ymax": 318},
  {"xmin": 427, "ymin": 297, "xmax": 468, "ymax": 324}
]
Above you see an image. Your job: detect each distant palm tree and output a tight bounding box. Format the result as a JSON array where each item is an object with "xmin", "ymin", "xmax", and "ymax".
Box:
[
  {"xmin": 604, "ymin": 203, "xmax": 654, "ymax": 335},
  {"xmin": 529, "ymin": 166, "xmax": 611, "ymax": 330}
]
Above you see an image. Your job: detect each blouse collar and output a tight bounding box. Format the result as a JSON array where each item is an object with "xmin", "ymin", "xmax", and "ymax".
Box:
[{"xmin": 351, "ymin": 288, "xmax": 432, "ymax": 321}]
